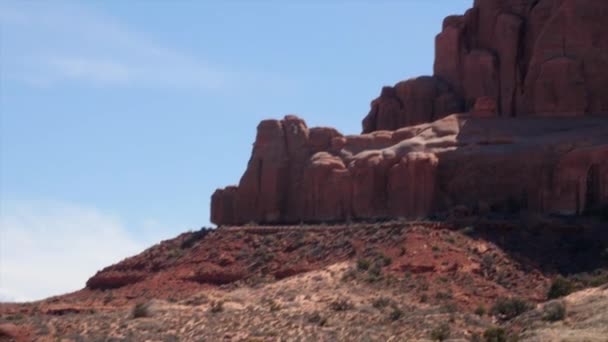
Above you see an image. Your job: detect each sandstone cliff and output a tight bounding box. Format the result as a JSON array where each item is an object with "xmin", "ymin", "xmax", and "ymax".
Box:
[
  {"xmin": 362, "ymin": 0, "xmax": 608, "ymax": 133},
  {"xmin": 211, "ymin": 0, "xmax": 608, "ymax": 226},
  {"xmin": 212, "ymin": 114, "xmax": 608, "ymax": 225}
]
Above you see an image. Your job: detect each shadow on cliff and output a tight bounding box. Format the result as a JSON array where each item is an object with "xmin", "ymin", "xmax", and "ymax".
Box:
[
  {"xmin": 440, "ymin": 116, "xmax": 608, "ymax": 275},
  {"xmin": 449, "ymin": 212, "xmax": 608, "ymax": 276}
]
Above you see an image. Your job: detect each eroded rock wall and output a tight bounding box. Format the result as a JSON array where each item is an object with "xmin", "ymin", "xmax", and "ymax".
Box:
[
  {"xmin": 212, "ymin": 115, "xmax": 608, "ymax": 225},
  {"xmin": 362, "ymin": 0, "xmax": 608, "ymax": 133}
]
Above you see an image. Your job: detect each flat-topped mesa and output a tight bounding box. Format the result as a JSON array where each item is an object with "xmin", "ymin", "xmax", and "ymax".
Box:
[
  {"xmin": 362, "ymin": 0, "xmax": 608, "ymax": 133},
  {"xmin": 211, "ymin": 114, "xmax": 608, "ymax": 225}
]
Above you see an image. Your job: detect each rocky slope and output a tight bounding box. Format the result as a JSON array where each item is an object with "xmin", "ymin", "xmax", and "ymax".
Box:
[{"xmin": 1, "ymin": 218, "xmax": 607, "ymax": 341}]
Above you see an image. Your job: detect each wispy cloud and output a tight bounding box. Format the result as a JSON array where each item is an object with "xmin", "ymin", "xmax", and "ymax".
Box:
[
  {"xmin": 0, "ymin": 1, "xmax": 234, "ymax": 89},
  {"xmin": 0, "ymin": 200, "xmax": 166, "ymax": 302}
]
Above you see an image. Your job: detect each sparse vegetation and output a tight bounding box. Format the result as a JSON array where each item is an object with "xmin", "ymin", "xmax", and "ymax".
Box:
[
  {"xmin": 307, "ymin": 311, "xmax": 327, "ymax": 326},
  {"xmin": 547, "ymin": 276, "xmax": 574, "ymax": 299},
  {"xmin": 388, "ymin": 306, "xmax": 403, "ymax": 321},
  {"xmin": 483, "ymin": 327, "xmax": 507, "ymax": 342},
  {"xmin": 366, "ymin": 264, "xmax": 383, "ymax": 282},
  {"xmin": 569, "ymin": 269, "xmax": 608, "ymax": 288},
  {"xmin": 474, "ymin": 305, "xmax": 486, "ymax": 316},
  {"xmin": 329, "ymin": 298, "xmax": 352, "ymax": 311},
  {"xmin": 131, "ymin": 302, "xmax": 151, "ymax": 319},
  {"xmin": 264, "ymin": 298, "xmax": 281, "ymax": 312},
  {"xmin": 542, "ymin": 301, "xmax": 566, "ymax": 322},
  {"xmin": 491, "ymin": 297, "xmax": 533, "ymax": 320},
  {"xmin": 430, "ymin": 323, "xmax": 450, "ymax": 341},
  {"xmin": 341, "ymin": 267, "xmax": 358, "ymax": 282},
  {"xmin": 357, "ymin": 258, "xmax": 371, "ymax": 271},
  {"xmin": 180, "ymin": 228, "xmax": 211, "ymax": 249},
  {"xmin": 210, "ymin": 300, "xmax": 224, "ymax": 313},
  {"xmin": 372, "ymin": 297, "xmax": 391, "ymax": 309},
  {"xmin": 377, "ymin": 253, "xmax": 392, "ymax": 266},
  {"xmin": 435, "ymin": 291, "xmax": 453, "ymax": 301},
  {"xmin": 460, "ymin": 226, "xmax": 476, "ymax": 235}
]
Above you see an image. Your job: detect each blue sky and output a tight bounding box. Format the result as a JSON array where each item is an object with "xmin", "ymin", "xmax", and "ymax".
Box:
[{"xmin": 0, "ymin": 0, "xmax": 472, "ymax": 301}]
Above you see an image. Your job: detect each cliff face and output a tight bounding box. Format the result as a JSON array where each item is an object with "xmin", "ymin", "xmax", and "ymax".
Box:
[
  {"xmin": 212, "ymin": 114, "xmax": 608, "ymax": 225},
  {"xmin": 362, "ymin": 0, "xmax": 608, "ymax": 133},
  {"xmin": 211, "ymin": 0, "xmax": 608, "ymax": 226}
]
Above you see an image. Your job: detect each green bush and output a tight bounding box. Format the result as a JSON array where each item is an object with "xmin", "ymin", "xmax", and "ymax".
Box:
[
  {"xmin": 474, "ymin": 305, "xmax": 486, "ymax": 316},
  {"xmin": 372, "ymin": 297, "xmax": 391, "ymax": 309},
  {"xmin": 307, "ymin": 311, "xmax": 327, "ymax": 326},
  {"xmin": 389, "ymin": 307, "xmax": 403, "ymax": 321},
  {"xmin": 131, "ymin": 302, "xmax": 151, "ymax": 319},
  {"xmin": 543, "ymin": 301, "xmax": 566, "ymax": 322},
  {"xmin": 378, "ymin": 253, "xmax": 392, "ymax": 266},
  {"xmin": 180, "ymin": 228, "xmax": 211, "ymax": 249},
  {"xmin": 430, "ymin": 323, "xmax": 450, "ymax": 341},
  {"xmin": 547, "ymin": 276, "xmax": 574, "ymax": 299},
  {"xmin": 483, "ymin": 327, "xmax": 506, "ymax": 342},
  {"xmin": 357, "ymin": 258, "xmax": 371, "ymax": 271},
  {"xmin": 491, "ymin": 297, "xmax": 533, "ymax": 320},
  {"xmin": 329, "ymin": 298, "xmax": 352, "ymax": 311}
]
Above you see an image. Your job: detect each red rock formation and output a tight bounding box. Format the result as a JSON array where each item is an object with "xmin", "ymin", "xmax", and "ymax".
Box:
[
  {"xmin": 211, "ymin": 0, "xmax": 608, "ymax": 226},
  {"xmin": 362, "ymin": 0, "xmax": 608, "ymax": 132},
  {"xmin": 212, "ymin": 114, "xmax": 608, "ymax": 225}
]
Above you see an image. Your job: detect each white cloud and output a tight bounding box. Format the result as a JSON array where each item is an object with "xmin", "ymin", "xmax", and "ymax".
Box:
[
  {"xmin": 0, "ymin": 1, "xmax": 238, "ymax": 89},
  {"xmin": 0, "ymin": 200, "xmax": 163, "ymax": 302}
]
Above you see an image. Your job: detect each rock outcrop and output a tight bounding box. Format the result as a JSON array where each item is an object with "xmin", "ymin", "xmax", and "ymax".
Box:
[
  {"xmin": 362, "ymin": 0, "xmax": 608, "ymax": 133},
  {"xmin": 211, "ymin": 0, "xmax": 608, "ymax": 226},
  {"xmin": 212, "ymin": 114, "xmax": 608, "ymax": 225}
]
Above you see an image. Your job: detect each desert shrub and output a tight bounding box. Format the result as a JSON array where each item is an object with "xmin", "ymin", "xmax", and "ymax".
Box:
[
  {"xmin": 366, "ymin": 264, "xmax": 383, "ymax": 282},
  {"xmin": 357, "ymin": 258, "xmax": 371, "ymax": 271},
  {"xmin": 483, "ymin": 327, "xmax": 506, "ymax": 342},
  {"xmin": 341, "ymin": 267, "xmax": 358, "ymax": 282},
  {"xmin": 252, "ymin": 247, "xmax": 274, "ymax": 264},
  {"xmin": 430, "ymin": 323, "xmax": 450, "ymax": 341},
  {"xmin": 377, "ymin": 253, "xmax": 392, "ymax": 266},
  {"xmin": 570, "ymin": 269, "xmax": 608, "ymax": 287},
  {"xmin": 265, "ymin": 299, "xmax": 281, "ymax": 312},
  {"xmin": 460, "ymin": 226, "xmax": 476, "ymax": 235},
  {"xmin": 329, "ymin": 298, "xmax": 352, "ymax": 311},
  {"xmin": 180, "ymin": 228, "xmax": 211, "ymax": 249},
  {"xmin": 491, "ymin": 297, "xmax": 533, "ymax": 320},
  {"xmin": 435, "ymin": 291, "xmax": 453, "ymax": 301},
  {"xmin": 389, "ymin": 307, "xmax": 403, "ymax": 321},
  {"xmin": 183, "ymin": 294, "xmax": 208, "ymax": 306},
  {"xmin": 131, "ymin": 302, "xmax": 151, "ymax": 319},
  {"xmin": 372, "ymin": 297, "xmax": 391, "ymax": 309},
  {"xmin": 474, "ymin": 305, "xmax": 486, "ymax": 316},
  {"xmin": 210, "ymin": 300, "xmax": 224, "ymax": 313},
  {"xmin": 542, "ymin": 301, "xmax": 566, "ymax": 322},
  {"xmin": 547, "ymin": 276, "xmax": 574, "ymax": 299},
  {"xmin": 307, "ymin": 311, "xmax": 327, "ymax": 326}
]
